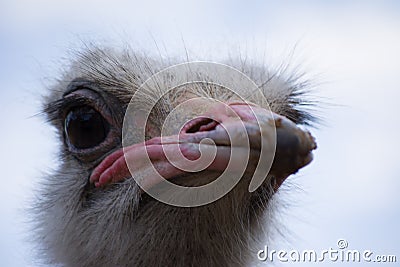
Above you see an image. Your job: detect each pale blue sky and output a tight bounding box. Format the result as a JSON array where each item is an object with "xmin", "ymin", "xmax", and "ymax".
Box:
[{"xmin": 0, "ymin": 1, "xmax": 399, "ymax": 266}]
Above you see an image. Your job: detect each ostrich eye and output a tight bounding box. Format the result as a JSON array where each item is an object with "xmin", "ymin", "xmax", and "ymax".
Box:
[{"xmin": 65, "ymin": 106, "xmax": 110, "ymax": 149}]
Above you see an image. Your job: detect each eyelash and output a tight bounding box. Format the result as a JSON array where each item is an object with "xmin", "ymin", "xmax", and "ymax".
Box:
[
  {"xmin": 44, "ymin": 86, "xmax": 124, "ymax": 135},
  {"xmin": 46, "ymin": 94, "xmax": 108, "ymax": 121}
]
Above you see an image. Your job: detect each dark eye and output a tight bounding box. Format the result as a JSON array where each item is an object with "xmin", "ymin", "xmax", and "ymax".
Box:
[{"xmin": 65, "ymin": 106, "xmax": 110, "ymax": 149}]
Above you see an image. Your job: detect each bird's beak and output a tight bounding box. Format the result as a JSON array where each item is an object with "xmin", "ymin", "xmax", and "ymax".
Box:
[{"xmin": 90, "ymin": 102, "xmax": 316, "ymax": 192}]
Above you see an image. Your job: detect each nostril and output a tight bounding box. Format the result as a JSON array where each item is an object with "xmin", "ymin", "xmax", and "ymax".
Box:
[{"xmin": 181, "ymin": 117, "xmax": 219, "ymax": 134}]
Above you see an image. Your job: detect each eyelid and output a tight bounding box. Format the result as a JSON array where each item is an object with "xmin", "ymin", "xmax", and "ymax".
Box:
[
  {"xmin": 63, "ymin": 78, "xmax": 96, "ymax": 97},
  {"xmin": 63, "ymin": 89, "xmax": 114, "ymax": 125},
  {"xmin": 59, "ymin": 95, "xmax": 92, "ymax": 113}
]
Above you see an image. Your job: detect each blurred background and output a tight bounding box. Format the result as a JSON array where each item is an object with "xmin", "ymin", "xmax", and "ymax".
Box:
[{"xmin": 0, "ymin": 1, "xmax": 399, "ymax": 266}]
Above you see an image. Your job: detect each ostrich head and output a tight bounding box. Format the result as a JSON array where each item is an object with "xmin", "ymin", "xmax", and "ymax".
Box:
[{"xmin": 34, "ymin": 47, "xmax": 317, "ymax": 267}]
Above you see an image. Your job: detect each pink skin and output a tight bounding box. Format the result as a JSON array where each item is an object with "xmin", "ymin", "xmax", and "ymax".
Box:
[{"xmin": 90, "ymin": 102, "xmax": 287, "ymax": 190}]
